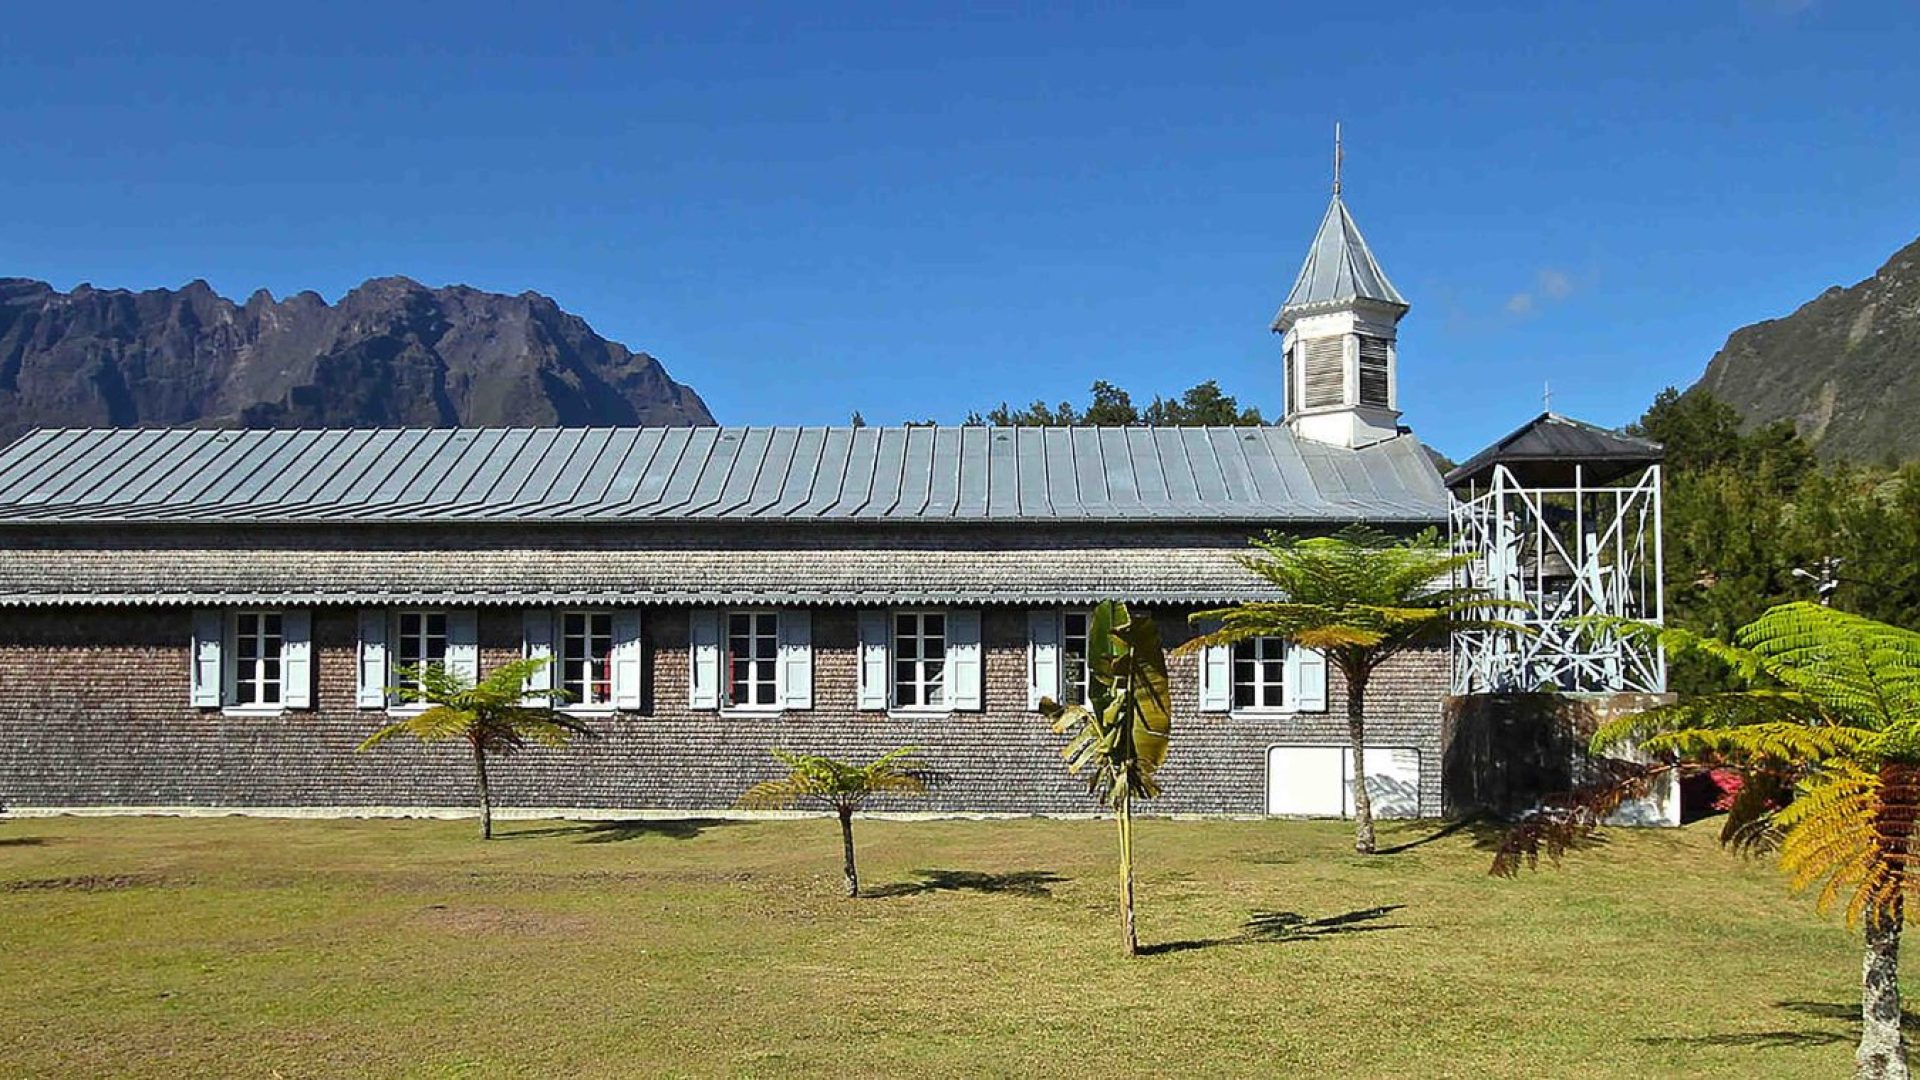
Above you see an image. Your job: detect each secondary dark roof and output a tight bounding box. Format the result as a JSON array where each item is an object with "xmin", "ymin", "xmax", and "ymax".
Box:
[
  {"xmin": 0, "ymin": 425, "xmax": 1450, "ymax": 526},
  {"xmin": 1274, "ymin": 195, "xmax": 1407, "ymax": 324},
  {"xmin": 1444, "ymin": 413, "xmax": 1663, "ymax": 488}
]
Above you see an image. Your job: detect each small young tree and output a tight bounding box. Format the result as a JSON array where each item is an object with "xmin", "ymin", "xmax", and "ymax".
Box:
[
  {"xmin": 736, "ymin": 747, "xmax": 927, "ymax": 897},
  {"xmin": 357, "ymin": 658, "xmax": 589, "ymax": 840},
  {"xmin": 1497, "ymin": 602, "xmax": 1920, "ymax": 1080},
  {"xmin": 1180, "ymin": 527, "xmax": 1511, "ymax": 854},
  {"xmin": 1040, "ymin": 600, "xmax": 1171, "ymax": 957}
]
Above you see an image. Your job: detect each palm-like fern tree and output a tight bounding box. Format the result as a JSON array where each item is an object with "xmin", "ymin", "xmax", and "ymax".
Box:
[
  {"xmin": 736, "ymin": 747, "xmax": 927, "ymax": 897},
  {"xmin": 1040, "ymin": 600, "xmax": 1171, "ymax": 956},
  {"xmin": 1505, "ymin": 602, "xmax": 1920, "ymax": 1080},
  {"xmin": 1179, "ymin": 526, "xmax": 1512, "ymax": 854},
  {"xmin": 357, "ymin": 658, "xmax": 589, "ymax": 840}
]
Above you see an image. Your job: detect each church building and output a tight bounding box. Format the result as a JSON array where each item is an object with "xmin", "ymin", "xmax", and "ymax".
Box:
[{"xmin": 0, "ymin": 191, "xmax": 1462, "ymax": 820}]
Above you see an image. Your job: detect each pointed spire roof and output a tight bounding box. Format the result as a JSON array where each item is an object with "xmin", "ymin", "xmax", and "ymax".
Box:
[{"xmin": 1274, "ymin": 195, "xmax": 1407, "ymax": 326}]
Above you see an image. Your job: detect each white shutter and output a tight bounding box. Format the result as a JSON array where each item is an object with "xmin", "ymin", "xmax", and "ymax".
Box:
[
  {"xmin": 356, "ymin": 608, "xmax": 389, "ymax": 708},
  {"xmin": 445, "ymin": 609, "xmax": 480, "ymax": 684},
  {"xmin": 522, "ymin": 608, "xmax": 555, "ymax": 697},
  {"xmin": 779, "ymin": 608, "xmax": 813, "ymax": 710},
  {"xmin": 1027, "ymin": 609, "xmax": 1060, "ymax": 710},
  {"xmin": 1198, "ymin": 643, "xmax": 1232, "ymax": 713},
  {"xmin": 857, "ymin": 610, "xmax": 890, "ymax": 711},
  {"xmin": 688, "ymin": 608, "xmax": 721, "ymax": 710},
  {"xmin": 947, "ymin": 609, "xmax": 983, "ymax": 711},
  {"xmin": 281, "ymin": 609, "xmax": 313, "ymax": 709},
  {"xmin": 1289, "ymin": 645, "xmax": 1329, "ymax": 712},
  {"xmin": 612, "ymin": 609, "xmax": 644, "ymax": 710},
  {"xmin": 190, "ymin": 609, "xmax": 223, "ymax": 708}
]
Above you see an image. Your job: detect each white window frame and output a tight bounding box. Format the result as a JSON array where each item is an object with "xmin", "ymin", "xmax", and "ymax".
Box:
[
  {"xmin": 891, "ymin": 609, "xmax": 949, "ymax": 712},
  {"xmin": 223, "ymin": 609, "xmax": 286, "ymax": 712},
  {"xmin": 387, "ymin": 608, "xmax": 451, "ymax": 711},
  {"xmin": 724, "ymin": 609, "xmax": 783, "ymax": 713},
  {"xmin": 1060, "ymin": 609, "xmax": 1092, "ymax": 706},
  {"xmin": 1231, "ymin": 636, "xmax": 1290, "ymax": 714},
  {"xmin": 558, "ymin": 609, "xmax": 616, "ymax": 712}
]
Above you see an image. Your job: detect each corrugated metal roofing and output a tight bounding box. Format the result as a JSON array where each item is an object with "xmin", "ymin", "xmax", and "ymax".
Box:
[
  {"xmin": 1275, "ymin": 195, "xmax": 1407, "ymax": 323},
  {"xmin": 1445, "ymin": 412, "xmax": 1664, "ymax": 489},
  {"xmin": 0, "ymin": 425, "xmax": 1449, "ymax": 525}
]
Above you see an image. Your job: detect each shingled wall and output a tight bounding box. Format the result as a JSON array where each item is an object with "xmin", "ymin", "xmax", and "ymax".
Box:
[{"xmin": 0, "ymin": 606, "xmax": 1448, "ymax": 817}]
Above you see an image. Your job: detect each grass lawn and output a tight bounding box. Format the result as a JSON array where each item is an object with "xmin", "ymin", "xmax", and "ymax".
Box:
[{"xmin": 0, "ymin": 813, "xmax": 1902, "ymax": 1078}]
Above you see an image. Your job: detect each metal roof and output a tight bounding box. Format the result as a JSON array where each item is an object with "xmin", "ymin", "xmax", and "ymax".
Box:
[
  {"xmin": 1274, "ymin": 195, "xmax": 1407, "ymax": 325},
  {"xmin": 1444, "ymin": 412, "xmax": 1663, "ymax": 488},
  {"xmin": 0, "ymin": 425, "xmax": 1449, "ymax": 526}
]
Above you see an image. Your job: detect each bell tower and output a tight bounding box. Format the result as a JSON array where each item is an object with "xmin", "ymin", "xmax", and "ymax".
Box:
[{"xmin": 1276, "ymin": 127, "xmax": 1409, "ymax": 448}]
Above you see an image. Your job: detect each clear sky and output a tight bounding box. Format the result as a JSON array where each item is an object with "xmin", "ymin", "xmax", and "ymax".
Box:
[{"xmin": 2, "ymin": 2, "xmax": 1915, "ymax": 459}]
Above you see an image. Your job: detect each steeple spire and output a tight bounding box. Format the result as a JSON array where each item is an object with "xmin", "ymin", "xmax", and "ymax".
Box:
[{"xmin": 1275, "ymin": 131, "xmax": 1411, "ymax": 450}]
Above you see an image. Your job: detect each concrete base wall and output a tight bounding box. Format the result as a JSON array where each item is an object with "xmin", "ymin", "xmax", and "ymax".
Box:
[
  {"xmin": 1441, "ymin": 692, "xmax": 1680, "ymax": 825},
  {"xmin": 0, "ymin": 606, "xmax": 1451, "ymax": 818}
]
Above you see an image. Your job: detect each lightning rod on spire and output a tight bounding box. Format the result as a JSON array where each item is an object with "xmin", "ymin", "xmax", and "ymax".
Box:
[{"xmin": 1333, "ymin": 121, "xmax": 1343, "ymax": 197}]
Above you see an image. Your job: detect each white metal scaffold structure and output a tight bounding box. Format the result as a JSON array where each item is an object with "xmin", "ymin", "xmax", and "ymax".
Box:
[{"xmin": 1446, "ymin": 413, "xmax": 1666, "ymax": 695}]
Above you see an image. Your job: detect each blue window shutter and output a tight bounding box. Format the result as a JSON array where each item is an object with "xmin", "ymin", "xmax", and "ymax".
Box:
[
  {"xmin": 356, "ymin": 608, "xmax": 389, "ymax": 708},
  {"xmin": 779, "ymin": 608, "xmax": 813, "ymax": 710},
  {"xmin": 856, "ymin": 610, "xmax": 890, "ymax": 711},
  {"xmin": 1027, "ymin": 609, "xmax": 1060, "ymax": 711},
  {"xmin": 612, "ymin": 609, "xmax": 644, "ymax": 710},
  {"xmin": 281, "ymin": 609, "xmax": 313, "ymax": 709},
  {"xmin": 688, "ymin": 608, "xmax": 721, "ymax": 710},
  {"xmin": 522, "ymin": 608, "xmax": 555, "ymax": 697},
  {"xmin": 190, "ymin": 609, "xmax": 223, "ymax": 708},
  {"xmin": 1199, "ymin": 643, "xmax": 1231, "ymax": 713},
  {"xmin": 948, "ymin": 609, "xmax": 983, "ymax": 711},
  {"xmin": 1289, "ymin": 646, "xmax": 1328, "ymax": 712}
]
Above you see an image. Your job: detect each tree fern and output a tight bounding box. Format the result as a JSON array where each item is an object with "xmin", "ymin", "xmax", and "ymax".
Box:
[{"xmin": 1503, "ymin": 601, "xmax": 1920, "ymax": 1079}]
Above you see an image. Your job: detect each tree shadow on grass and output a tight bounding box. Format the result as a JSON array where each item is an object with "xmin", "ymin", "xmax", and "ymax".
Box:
[
  {"xmin": 864, "ymin": 869, "xmax": 1067, "ymax": 899},
  {"xmin": 1141, "ymin": 904, "xmax": 1407, "ymax": 955},
  {"xmin": 0, "ymin": 836, "xmax": 47, "ymax": 847},
  {"xmin": 1373, "ymin": 815, "xmax": 1503, "ymax": 855},
  {"xmin": 497, "ymin": 819, "xmax": 744, "ymax": 844},
  {"xmin": 1633, "ymin": 1000, "xmax": 1920, "ymax": 1050}
]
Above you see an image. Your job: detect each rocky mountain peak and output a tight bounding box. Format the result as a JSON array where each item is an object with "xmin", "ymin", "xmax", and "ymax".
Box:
[{"xmin": 0, "ymin": 276, "xmax": 714, "ymax": 442}]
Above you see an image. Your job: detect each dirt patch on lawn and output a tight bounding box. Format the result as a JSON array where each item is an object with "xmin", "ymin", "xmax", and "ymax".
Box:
[{"xmin": 3, "ymin": 873, "xmax": 174, "ymax": 893}]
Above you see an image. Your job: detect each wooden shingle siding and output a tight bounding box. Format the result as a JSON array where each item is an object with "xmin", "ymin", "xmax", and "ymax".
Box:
[{"xmin": 0, "ymin": 606, "xmax": 1450, "ymax": 817}]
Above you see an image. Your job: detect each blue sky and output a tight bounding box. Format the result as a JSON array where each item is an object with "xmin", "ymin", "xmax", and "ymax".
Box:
[{"xmin": 2, "ymin": 2, "xmax": 1915, "ymax": 459}]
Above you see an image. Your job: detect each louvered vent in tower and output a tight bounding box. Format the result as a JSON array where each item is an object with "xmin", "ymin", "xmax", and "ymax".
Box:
[{"xmin": 1302, "ymin": 336, "xmax": 1345, "ymax": 409}]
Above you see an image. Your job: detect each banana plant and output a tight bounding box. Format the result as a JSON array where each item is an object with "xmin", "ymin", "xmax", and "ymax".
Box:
[{"xmin": 1040, "ymin": 600, "xmax": 1171, "ymax": 957}]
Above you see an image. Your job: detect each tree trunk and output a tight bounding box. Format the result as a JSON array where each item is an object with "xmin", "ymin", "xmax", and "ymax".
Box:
[
  {"xmin": 1858, "ymin": 896, "xmax": 1910, "ymax": 1080},
  {"xmin": 1118, "ymin": 789, "xmax": 1138, "ymax": 956},
  {"xmin": 471, "ymin": 742, "xmax": 494, "ymax": 841},
  {"xmin": 1347, "ymin": 666, "xmax": 1376, "ymax": 855},
  {"xmin": 838, "ymin": 806, "xmax": 859, "ymax": 898}
]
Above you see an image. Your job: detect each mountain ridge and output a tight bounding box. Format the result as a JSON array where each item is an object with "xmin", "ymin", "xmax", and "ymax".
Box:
[
  {"xmin": 0, "ymin": 275, "xmax": 713, "ymax": 443},
  {"xmin": 1691, "ymin": 234, "xmax": 1920, "ymax": 461}
]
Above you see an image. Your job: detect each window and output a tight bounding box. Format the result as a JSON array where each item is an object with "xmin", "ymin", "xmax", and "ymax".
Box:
[
  {"xmin": 1284, "ymin": 345, "xmax": 1298, "ymax": 415},
  {"xmin": 727, "ymin": 611, "xmax": 780, "ymax": 708},
  {"xmin": 1061, "ymin": 611, "xmax": 1091, "ymax": 706},
  {"xmin": 1232, "ymin": 637, "xmax": 1287, "ymax": 710},
  {"xmin": 231, "ymin": 611, "xmax": 283, "ymax": 707},
  {"xmin": 1302, "ymin": 336, "xmax": 1345, "ymax": 409},
  {"xmin": 893, "ymin": 611, "xmax": 947, "ymax": 709},
  {"xmin": 560, "ymin": 611, "xmax": 614, "ymax": 707},
  {"xmin": 392, "ymin": 610, "xmax": 449, "ymax": 695},
  {"xmin": 1358, "ymin": 335, "xmax": 1391, "ymax": 407}
]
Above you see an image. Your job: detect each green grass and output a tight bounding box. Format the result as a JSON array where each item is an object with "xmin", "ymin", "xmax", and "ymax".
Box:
[{"xmin": 0, "ymin": 813, "xmax": 1901, "ymax": 1078}]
